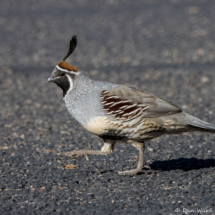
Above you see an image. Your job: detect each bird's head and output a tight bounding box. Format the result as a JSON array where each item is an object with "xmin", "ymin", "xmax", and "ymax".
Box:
[{"xmin": 48, "ymin": 35, "xmax": 81, "ymax": 97}]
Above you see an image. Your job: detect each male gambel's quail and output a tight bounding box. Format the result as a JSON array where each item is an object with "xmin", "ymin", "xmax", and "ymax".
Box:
[{"xmin": 48, "ymin": 36, "xmax": 215, "ymax": 175}]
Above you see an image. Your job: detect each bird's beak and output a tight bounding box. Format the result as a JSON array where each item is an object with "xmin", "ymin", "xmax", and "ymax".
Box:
[{"xmin": 47, "ymin": 76, "xmax": 54, "ymax": 83}]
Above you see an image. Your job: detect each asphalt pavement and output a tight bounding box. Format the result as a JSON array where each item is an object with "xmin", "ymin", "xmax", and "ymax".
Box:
[{"xmin": 1, "ymin": 0, "xmax": 215, "ymax": 214}]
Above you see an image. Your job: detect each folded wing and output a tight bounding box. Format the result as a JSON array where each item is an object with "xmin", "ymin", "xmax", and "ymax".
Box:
[{"xmin": 100, "ymin": 85, "xmax": 181, "ymax": 121}]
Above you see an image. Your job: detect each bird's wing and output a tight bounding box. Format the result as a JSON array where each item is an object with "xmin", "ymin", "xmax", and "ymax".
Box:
[{"xmin": 100, "ymin": 85, "xmax": 181, "ymax": 121}]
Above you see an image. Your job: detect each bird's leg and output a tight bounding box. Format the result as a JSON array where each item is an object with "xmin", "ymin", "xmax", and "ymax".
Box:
[
  {"xmin": 101, "ymin": 139, "xmax": 115, "ymax": 154},
  {"xmin": 118, "ymin": 141, "xmax": 146, "ymax": 175},
  {"xmin": 59, "ymin": 149, "xmax": 107, "ymax": 160},
  {"xmin": 58, "ymin": 139, "xmax": 115, "ymax": 160}
]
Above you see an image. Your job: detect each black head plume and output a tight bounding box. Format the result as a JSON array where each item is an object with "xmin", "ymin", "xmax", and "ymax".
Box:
[{"xmin": 63, "ymin": 35, "xmax": 77, "ymax": 61}]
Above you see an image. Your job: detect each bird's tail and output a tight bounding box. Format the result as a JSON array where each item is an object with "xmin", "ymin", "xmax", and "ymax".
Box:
[{"xmin": 181, "ymin": 112, "xmax": 215, "ymax": 132}]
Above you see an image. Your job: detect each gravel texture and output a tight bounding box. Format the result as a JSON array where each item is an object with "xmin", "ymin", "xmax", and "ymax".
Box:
[{"xmin": 1, "ymin": 0, "xmax": 215, "ymax": 214}]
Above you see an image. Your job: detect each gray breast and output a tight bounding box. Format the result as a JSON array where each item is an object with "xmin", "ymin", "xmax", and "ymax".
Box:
[{"xmin": 64, "ymin": 81, "xmax": 117, "ymax": 127}]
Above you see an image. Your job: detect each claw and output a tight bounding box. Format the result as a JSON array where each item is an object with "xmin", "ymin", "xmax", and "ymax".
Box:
[
  {"xmin": 58, "ymin": 151, "xmax": 85, "ymax": 159},
  {"xmin": 143, "ymin": 165, "xmax": 151, "ymax": 170},
  {"xmin": 118, "ymin": 168, "xmax": 141, "ymax": 176},
  {"xmin": 84, "ymin": 154, "xmax": 89, "ymax": 161},
  {"xmin": 71, "ymin": 153, "xmax": 84, "ymax": 159}
]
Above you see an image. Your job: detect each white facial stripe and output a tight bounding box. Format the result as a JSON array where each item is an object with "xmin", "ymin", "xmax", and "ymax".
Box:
[
  {"xmin": 56, "ymin": 65, "xmax": 69, "ymax": 72},
  {"xmin": 65, "ymin": 75, "xmax": 74, "ymax": 97},
  {"xmin": 56, "ymin": 65, "xmax": 78, "ymax": 75},
  {"xmin": 69, "ymin": 71, "xmax": 79, "ymax": 75}
]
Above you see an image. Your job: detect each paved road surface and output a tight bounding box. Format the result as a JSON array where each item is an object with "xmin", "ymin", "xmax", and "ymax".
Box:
[{"xmin": 1, "ymin": 0, "xmax": 215, "ymax": 214}]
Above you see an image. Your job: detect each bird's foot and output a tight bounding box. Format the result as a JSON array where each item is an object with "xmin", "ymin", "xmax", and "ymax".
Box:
[
  {"xmin": 58, "ymin": 149, "xmax": 106, "ymax": 160},
  {"xmin": 118, "ymin": 168, "xmax": 142, "ymax": 176},
  {"xmin": 58, "ymin": 150, "xmax": 86, "ymax": 159},
  {"xmin": 118, "ymin": 164, "xmax": 151, "ymax": 175},
  {"xmin": 143, "ymin": 165, "xmax": 151, "ymax": 170}
]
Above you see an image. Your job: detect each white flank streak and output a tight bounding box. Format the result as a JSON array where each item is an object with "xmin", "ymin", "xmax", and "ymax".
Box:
[
  {"xmin": 128, "ymin": 118, "xmax": 140, "ymax": 127},
  {"xmin": 136, "ymin": 112, "xmax": 143, "ymax": 117},
  {"xmin": 133, "ymin": 110, "xmax": 143, "ymax": 118},
  {"xmin": 141, "ymin": 106, "xmax": 149, "ymax": 111},
  {"xmin": 123, "ymin": 112, "xmax": 133, "ymax": 117},
  {"xmin": 104, "ymin": 102, "xmax": 114, "ymax": 106},
  {"xmin": 122, "ymin": 122, "xmax": 129, "ymax": 127},
  {"xmin": 127, "ymin": 107, "xmax": 142, "ymax": 115},
  {"xmin": 114, "ymin": 110, "xmax": 121, "ymax": 113},
  {"xmin": 122, "ymin": 127, "xmax": 131, "ymax": 133},
  {"xmin": 138, "ymin": 104, "xmax": 147, "ymax": 107},
  {"xmin": 106, "ymin": 96, "xmax": 119, "ymax": 99},
  {"xmin": 107, "ymin": 111, "xmax": 114, "ymax": 114},
  {"xmin": 109, "ymin": 100, "xmax": 127, "ymax": 107},
  {"xmin": 134, "ymin": 122, "xmax": 144, "ymax": 132},
  {"xmin": 123, "ymin": 103, "xmax": 137, "ymax": 110},
  {"xmin": 120, "ymin": 105, "xmax": 129, "ymax": 109},
  {"xmin": 114, "ymin": 110, "xmax": 123, "ymax": 113},
  {"xmin": 124, "ymin": 115, "xmax": 138, "ymax": 122},
  {"xmin": 128, "ymin": 115, "xmax": 139, "ymax": 121},
  {"xmin": 109, "ymin": 103, "xmax": 117, "ymax": 107}
]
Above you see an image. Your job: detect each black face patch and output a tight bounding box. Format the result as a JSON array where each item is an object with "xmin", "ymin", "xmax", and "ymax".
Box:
[{"xmin": 53, "ymin": 76, "xmax": 70, "ymax": 97}]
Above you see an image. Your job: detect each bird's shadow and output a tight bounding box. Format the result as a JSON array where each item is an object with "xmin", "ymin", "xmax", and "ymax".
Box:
[{"xmin": 148, "ymin": 157, "xmax": 215, "ymax": 172}]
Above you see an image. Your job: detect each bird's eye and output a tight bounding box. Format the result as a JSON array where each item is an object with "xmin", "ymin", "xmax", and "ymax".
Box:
[{"xmin": 60, "ymin": 73, "xmax": 65, "ymax": 77}]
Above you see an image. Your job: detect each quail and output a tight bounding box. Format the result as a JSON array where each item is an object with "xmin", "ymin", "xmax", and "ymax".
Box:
[{"xmin": 48, "ymin": 35, "xmax": 215, "ymax": 175}]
